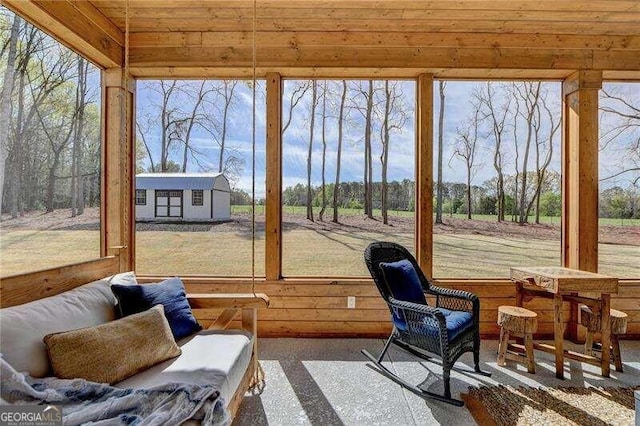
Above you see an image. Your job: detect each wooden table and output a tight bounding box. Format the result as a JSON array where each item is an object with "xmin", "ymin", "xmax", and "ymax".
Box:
[{"xmin": 510, "ymin": 266, "xmax": 618, "ymax": 379}]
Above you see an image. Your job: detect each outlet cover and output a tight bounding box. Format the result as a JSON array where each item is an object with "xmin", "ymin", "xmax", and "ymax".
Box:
[{"xmin": 347, "ymin": 296, "xmax": 356, "ymax": 309}]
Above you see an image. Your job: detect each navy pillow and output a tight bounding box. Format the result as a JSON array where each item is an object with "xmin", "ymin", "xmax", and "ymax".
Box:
[
  {"xmin": 379, "ymin": 259, "xmax": 426, "ymax": 330},
  {"xmin": 111, "ymin": 277, "xmax": 201, "ymax": 340}
]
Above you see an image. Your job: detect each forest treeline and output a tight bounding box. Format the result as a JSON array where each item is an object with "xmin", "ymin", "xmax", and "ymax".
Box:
[
  {"xmin": 277, "ymin": 176, "xmax": 640, "ymax": 220},
  {"xmin": 0, "ymin": 12, "xmax": 101, "ymax": 218}
]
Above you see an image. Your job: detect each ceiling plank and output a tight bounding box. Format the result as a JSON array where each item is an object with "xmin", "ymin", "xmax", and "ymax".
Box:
[{"xmin": 129, "ymin": 31, "xmax": 640, "ymax": 51}]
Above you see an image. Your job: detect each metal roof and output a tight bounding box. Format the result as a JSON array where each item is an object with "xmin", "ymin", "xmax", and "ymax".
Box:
[{"xmin": 135, "ymin": 173, "xmax": 229, "ymax": 191}]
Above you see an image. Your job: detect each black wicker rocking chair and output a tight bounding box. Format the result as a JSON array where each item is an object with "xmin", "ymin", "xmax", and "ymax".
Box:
[{"xmin": 362, "ymin": 241, "xmax": 490, "ymax": 406}]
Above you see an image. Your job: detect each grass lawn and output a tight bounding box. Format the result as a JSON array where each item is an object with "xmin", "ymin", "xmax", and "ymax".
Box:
[
  {"xmin": 233, "ymin": 205, "xmax": 640, "ymax": 227},
  {"xmin": 2, "ymin": 227, "xmax": 638, "ymax": 278}
]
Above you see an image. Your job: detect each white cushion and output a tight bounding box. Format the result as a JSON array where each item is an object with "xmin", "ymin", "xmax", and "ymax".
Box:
[
  {"xmin": 115, "ymin": 330, "xmax": 253, "ymax": 406},
  {"xmin": 0, "ymin": 272, "xmax": 137, "ymax": 377}
]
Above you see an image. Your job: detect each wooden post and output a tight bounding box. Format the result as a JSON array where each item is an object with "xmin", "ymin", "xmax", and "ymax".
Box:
[
  {"xmin": 416, "ymin": 74, "xmax": 433, "ymax": 275},
  {"xmin": 562, "ymin": 70, "xmax": 602, "ymax": 342},
  {"xmin": 265, "ymin": 72, "xmax": 282, "ymax": 280},
  {"xmin": 553, "ymin": 294, "xmax": 565, "ymax": 379},
  {"xmin": 102, "ymin": 68, "xmax": 135, "ymax": 272}
]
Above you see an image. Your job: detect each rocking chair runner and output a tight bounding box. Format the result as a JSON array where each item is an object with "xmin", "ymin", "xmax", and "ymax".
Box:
[{"xmin": 362, "ymin": 242, "xmax": 490, "ymax": 406}]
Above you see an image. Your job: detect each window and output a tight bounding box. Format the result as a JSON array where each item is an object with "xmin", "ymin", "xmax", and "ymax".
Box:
[
  {"xmin": 432, "ymin": 81, "xmax": 561, "ymax": 278},
  {"xmin": 281, "ymin": 80, "xmax": 416, "ymax": 276},
  {"xmin": 598, "ymin": 82, "xmax": 640, "ymax": 278},
  {"xmin": 135, "ymin": 80, "xmax": 266, "ymax": 276},
  {"xmin": 192, "ymin": 190, "xmax": 204, "ymax": 206},
  {"xmin": 136, "ymin": 189, "xmax": 146, "ymax": 205},
  {"xmin": 0, "ymin": 7, "xmax": 102, "ymax": 277}
]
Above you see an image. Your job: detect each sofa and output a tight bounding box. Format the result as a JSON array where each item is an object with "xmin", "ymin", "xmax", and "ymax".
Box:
[{"xmin": 0, "ymin": 257, "xmax": 268, "ymax": 422}]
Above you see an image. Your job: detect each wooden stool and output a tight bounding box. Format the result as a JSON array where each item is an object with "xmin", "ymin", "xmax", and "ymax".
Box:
[
  {"xmin": 497, "ymin": 306, "xmax": 538, "ymax": 373},
  {"xmin": 581, "ymin": 306, "xmax": 628, "ymax": 372}
]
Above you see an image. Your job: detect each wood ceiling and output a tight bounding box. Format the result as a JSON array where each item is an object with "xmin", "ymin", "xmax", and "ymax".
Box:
[{"xmin": 6, "ymin": 0, "xmax": 640, "ymax": 79}]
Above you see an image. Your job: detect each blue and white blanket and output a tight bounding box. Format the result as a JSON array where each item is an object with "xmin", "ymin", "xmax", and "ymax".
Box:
[{"xmin": 0, "ymin": 357, "xmax": 230, "ymax": 425}]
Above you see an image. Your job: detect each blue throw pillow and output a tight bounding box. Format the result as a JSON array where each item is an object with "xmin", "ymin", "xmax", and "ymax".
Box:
[
  {"xmin": 111, "ymin": 277, "xmax": 201, "ymax": 340},
  {"xmin": 379, "ymin": 259, "xmax": 426, "ymax": 330}
]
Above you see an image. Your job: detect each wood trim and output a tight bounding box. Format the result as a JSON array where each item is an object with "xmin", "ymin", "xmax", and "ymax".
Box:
[
  {"xmin": 416, "ymin": 73, "xmax": 433, "ymax": 274},
  {"xmin": 265, "ymin": 72, "xmax": 283, "ymax": 280},
  {"xmin": 0, "ymin": 256, "xmax": 120, "ymax": 308},
  {"xmin": 226, "ymin": 352, "xmax": 256, "ymax": 417},
  {"xmin": 103, "ymin": 68, "xmax": 136, "ymax": 272},
  {"xmin": 188, "ymin": 293, "xmax": 270, "ymax": 309},
  {"xmin": 2, "ymin": 0, "xmax": 123, "ymax": 68}
]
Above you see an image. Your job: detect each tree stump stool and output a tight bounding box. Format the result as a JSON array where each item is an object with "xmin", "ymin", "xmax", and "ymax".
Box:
[
  {"xmin": 581, "ymin": 305, "xmax": 628, "ymax": 372},
  {"xmin": 497, "ymin": 306, "xmax": 538, "ymax": 373}
]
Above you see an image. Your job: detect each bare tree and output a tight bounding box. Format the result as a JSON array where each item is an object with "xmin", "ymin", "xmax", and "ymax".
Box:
[
  {"xmin": 362, "ymin": 81, "xmax": 375, "ymax": 218},
  {"xmin": 600, "ymin": 87, "xmax": 640, "ymax": 184},
  {"xmin": 306, "ymin": 81, "xmax": 318, "ymax": 221},
  {"xmin": 319, "ymin": 81, "xmax": 328, "ymax": 221},
  {"xmin": 513, "ymin": 82, "xmax": 541, "ymax": 224},
  {"xmin": 332, "ymin": 80, "xmax": 347, "ymax": 223},
  {"xmin": 435, "ymin": 81, "xmax": 446, "ymax": 224},
  {"xmin": 0, "ymin": 14, "xmax": 20, "ymax": 215},
  {"xmin": 530, "ymin": 91, "xmax": 560, "ymax": 223},
  {"xmin": 452, "ymin": 102, "xmax": 481, "ymax": 219},
  {"xmin": 179, "ymin": 81, "xmax": 212, "ymax": 172},
  {"xmin": 217, "ymin": 80, "xmax": 237, "ymax": 173},
  {"xmin": 71, "ymin": 57, "xmax": 88, "ymax": 217},
  {"xmin": 476, "ymin": 82, "xmax": 510, "ymax": 221},
  {"xmin": 378, "ymin": 81, "xmax": 407, "ymax": 225}
]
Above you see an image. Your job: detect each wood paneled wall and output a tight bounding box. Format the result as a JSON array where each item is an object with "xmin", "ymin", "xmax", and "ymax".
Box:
[{"xmin": 138, "ymin": 277, "xmax": 640, "ymax": 339}]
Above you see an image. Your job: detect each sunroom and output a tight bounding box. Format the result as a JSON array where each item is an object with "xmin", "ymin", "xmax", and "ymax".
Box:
[{"xmin": 0, "ymin": 1, "xmax": 639, "ymax": 424}]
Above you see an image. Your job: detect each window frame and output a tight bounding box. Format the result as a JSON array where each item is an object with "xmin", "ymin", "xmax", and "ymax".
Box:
[
  {"xmin": 192, "ymin": 189, "xmax": 204, "ymax": 206},
  {"xmin": 135, "ymin": 189, "xmax": 146, "ymax": 206}
]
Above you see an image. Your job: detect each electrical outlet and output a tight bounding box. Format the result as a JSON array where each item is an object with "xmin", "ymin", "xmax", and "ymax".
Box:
[{"xmin": 347, "ymin": 296, "xmax": 356, "ymax": 309}]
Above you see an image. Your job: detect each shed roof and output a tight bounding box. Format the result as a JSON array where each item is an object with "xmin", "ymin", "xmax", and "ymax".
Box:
[{"xmin": 136, "ymin": 173, "xmax": 229, "ymax": 191}]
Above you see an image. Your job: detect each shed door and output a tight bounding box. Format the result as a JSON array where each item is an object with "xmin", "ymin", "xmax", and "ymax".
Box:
[{"xmin": 155, "ymin": 190, "xmax": 183, "ymax": 217}]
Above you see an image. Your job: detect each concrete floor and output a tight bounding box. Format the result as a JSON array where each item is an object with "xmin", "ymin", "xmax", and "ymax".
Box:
[{"xmin": 232, "ymin": 338, "xmax": 640, "ymax": 425}]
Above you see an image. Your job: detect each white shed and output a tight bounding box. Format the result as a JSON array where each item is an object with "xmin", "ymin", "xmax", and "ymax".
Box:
[{"xmin": 135, "ymin": 173, "xmax": 231, "ymax": 222}]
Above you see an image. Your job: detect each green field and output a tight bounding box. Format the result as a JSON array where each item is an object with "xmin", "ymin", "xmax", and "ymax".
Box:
[
  {"xmin": 2, "ymin": 227, "xmax": 638, "ymax": 278},
  {"xmin": 232, "ymin": 205, "xmax": 640, "ymax": 227}
]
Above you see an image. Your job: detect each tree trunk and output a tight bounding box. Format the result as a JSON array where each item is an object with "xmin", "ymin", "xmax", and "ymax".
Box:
[
  {"xmin": 218, "ymin": 80, "xmax": 236, "ymax": 173},
  {"xmin": 71, "ymin": 57, "xmax": 87, "ymax": 217},
  {"xmin": 306, "ymin": 81, "xmax": 317, "ymax": 222},
  {"xmin": 319, "ymin": 82, "xmax": 327, "ymax": 222},
  {"xmin": 0, "ymin": 15, "xmax": 20, "ymax": 217},
  {"xmin": 436, "ymin": 81, "xmax": 446, "ymax": 224},
  {"xmin": 364, "ymin": 80, "xmax": 374, "ymax": 219},
  {"xmin": 517, "ymin": 82, "xmax": 540, "ymax": 225},
  {"xmin": 10, "ymin": 68, "xmax": 28, "ymax": 218},
  {"xmin": 332, "ymin": 81, "xmax": 347, "ymax": 223},
  {"xmin": 466, "ymin": 170, "xmax": 472, "ymax": 219},
  {"xmin": 381, "ymin": 81, "xmax": 391, "ymax": 225},
  {"xmin": 46, "ymin": 157, "xmax": 60, "ymax": 213}
]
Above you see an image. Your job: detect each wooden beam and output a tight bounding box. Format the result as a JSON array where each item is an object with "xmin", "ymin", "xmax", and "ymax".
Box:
[
  {"xmin": 129, "ymin": 66, "xmax": 581, "ymax": 80},
  {"xmin": 562, "ymin": 70, "xmax": 602, "ymax": 342},
  {"xmin": 128, "ymin": 31, "xmax": 640, "ymax": 51},
  {"xmin": 187, "ymin": 293, "xmax": 270, "ymax": 309},
  {"xmin": 265, "ymin": 73, "xmax": 282, "ymax": 280},
  {"xmin": 416, "ymin": 74, "xmax": 433, "ymax": 274},
  {"xmin": 2, "ymin": 0, "xmax": 123, "ymax": 68},
  {"xmin": 561, "ymin": 70, "xmax": 602, "ymax": 273},
  {"xmin": 102, "ymin": 68, "xmax": 135, "ymax": 271},
  {"xmin": 128, "ymin": 46, "xmax": 617, "ymax": 70}
]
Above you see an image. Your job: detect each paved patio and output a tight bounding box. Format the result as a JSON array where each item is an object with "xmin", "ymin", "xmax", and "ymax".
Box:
[{"xmin": 233, "ymin": 338, "xmax": 640, "ymax": 425}]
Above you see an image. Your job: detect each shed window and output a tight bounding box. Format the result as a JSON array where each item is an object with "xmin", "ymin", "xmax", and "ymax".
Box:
[
  {"xmin": 135, "ymin": 189, "xmax": 146, "ymax": 205},
  {"xmin": 192, "ymin": 190, "xmax": 204, "ymax": 206}
]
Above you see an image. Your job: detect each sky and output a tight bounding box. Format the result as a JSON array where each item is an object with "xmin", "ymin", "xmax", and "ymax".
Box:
[{"xmin": 136, "ymin": 79, "xmax": 639, "ymax": 199}]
